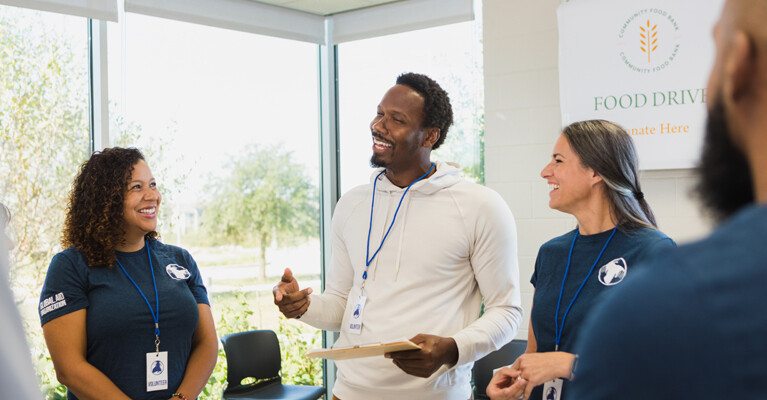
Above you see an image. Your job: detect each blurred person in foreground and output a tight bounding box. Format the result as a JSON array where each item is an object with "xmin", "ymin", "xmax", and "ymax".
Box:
[
  {"xmin": 273, "ymin": 73, "xmax": 523, "ymax": 399},
  {"xmin": 568, "ymin": 0, "xmax": 767, "ymax": 398},
  {"xmin": 39, "ymin": 148, "xmax": 217, "ymax": 400},
  {"xmin": 0, "ymin": 202, "xmax": 42, "ymax": 399}
]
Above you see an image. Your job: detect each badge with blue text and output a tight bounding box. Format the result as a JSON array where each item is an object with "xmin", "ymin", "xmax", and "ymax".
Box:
[
  {"xmin": 146, "ymin": 351, "xmax": 168, "ymax": 392},
  {"xmin": 348, "ymin": 295, "xmax": 367, "ymax": 335}
]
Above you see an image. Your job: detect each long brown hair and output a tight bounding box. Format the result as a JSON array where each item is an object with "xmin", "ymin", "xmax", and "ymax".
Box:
[
  {"xmin": 562, "ymin": 120, "xmax": 657, "ymax": 231},
  {"xmin": 62, "ymin": 147, "xmax": 158, "ymax": 267}
]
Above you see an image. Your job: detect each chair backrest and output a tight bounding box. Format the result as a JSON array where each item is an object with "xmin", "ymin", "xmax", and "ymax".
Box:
[
  {"xmin": 473, "ymin": 339, "xmax": 528, "ymax": 399},
  {"xmin": 221, "ymin": 329, "xmax": 282, "ymax": 393}
]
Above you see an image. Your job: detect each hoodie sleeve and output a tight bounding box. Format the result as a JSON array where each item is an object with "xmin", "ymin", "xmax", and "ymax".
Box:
[
  {"xmin": 451, "ymin": 189, "xmax": 523, "ymax": 366},
  {"xmin": 299, "ymin": 195, "xmax": 356, "ymax": 331}
]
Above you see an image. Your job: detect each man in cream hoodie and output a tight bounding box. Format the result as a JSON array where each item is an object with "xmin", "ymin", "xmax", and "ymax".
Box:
[{"xmin": 274, "ymin": 73, "xmax": 522, "ymax": 399}]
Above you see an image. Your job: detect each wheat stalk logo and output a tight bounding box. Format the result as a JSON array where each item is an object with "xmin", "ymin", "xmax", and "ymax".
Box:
[{"xmin": 640, "ymin": 20, "xmax": 658, "ymax": 63}]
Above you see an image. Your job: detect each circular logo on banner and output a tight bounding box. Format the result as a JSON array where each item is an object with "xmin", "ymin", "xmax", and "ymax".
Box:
[
  {"xmin": 598, "ymin": 258, "xmax": 627, "ymax": 286},
  {"xmin": 617, "ymin": 8, "xmax": 681, "ymax": 74},
  {"xmin": 166, "ymin": 264, "xmax": 191, "ymax": 280}
]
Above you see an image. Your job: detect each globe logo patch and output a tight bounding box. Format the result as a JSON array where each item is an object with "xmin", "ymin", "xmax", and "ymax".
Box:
[
  {"xmin": 166, "ymin": 264, "xmax": 191, "ymax": 280},
  {"xmin": 598, "ymin": 258, "xmax": 627, "ymax": 286}
]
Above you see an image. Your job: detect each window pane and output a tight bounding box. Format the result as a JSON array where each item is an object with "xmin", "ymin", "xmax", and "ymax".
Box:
[
  {"xmin": 338, "ymin": 21, "xmax": 485, "ymax": 193},
  {"xmin": 0, "ymin": 5, "xmax": 90, "ymax": 395},
  {"xmin": 108, "ymin": 14, "xmax": 322, "ymax": 395}
]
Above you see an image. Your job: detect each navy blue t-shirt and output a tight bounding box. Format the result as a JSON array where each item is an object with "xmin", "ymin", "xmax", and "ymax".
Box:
[
  {"xmin": 39, "ymin": 240, "xmax": 209, "ymax": 400},
  {"xmin": 530, "ymin": 226, "xmax": 674, "ymax": 399},
  {"xmin": 570, "ymin": 205, "xmax": 767, "ymax": 399}
]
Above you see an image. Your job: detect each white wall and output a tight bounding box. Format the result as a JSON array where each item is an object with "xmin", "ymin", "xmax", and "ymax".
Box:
[{"xmin": 482, "ymin": 0, "xmax": 714, "ymax": 340}]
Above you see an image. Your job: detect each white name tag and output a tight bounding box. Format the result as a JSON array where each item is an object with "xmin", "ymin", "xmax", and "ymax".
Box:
[
  {"xmin": 146, "ymin": 351, "xmax": 168, "ymax": 392},
  {"xmin": 348, "ymin": 295, "xmax": 367, "ymax": 335},
  {"xmin": 542, "ymin": 378, "xmax": 563, "ymax": 400}
]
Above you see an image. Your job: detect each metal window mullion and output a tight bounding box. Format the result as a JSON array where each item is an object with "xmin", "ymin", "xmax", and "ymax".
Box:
[
  {"xmin": 318, "ymin": 16, "xmax": 340, "ymax": 396},
  {"xmin": 88, "ymin": 19, "xmax": 109, "ymax": 153}
]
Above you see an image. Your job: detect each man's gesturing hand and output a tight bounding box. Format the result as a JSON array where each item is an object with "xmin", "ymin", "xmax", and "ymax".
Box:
[{"xmin": 273, "ymin": 268, "xmax": 313, "ymax": 319}]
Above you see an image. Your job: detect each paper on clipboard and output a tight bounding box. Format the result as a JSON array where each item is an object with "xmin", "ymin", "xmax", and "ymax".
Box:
[{"xmin": 305, "ymin": 340, "xmax": 420, "ymax": 360}]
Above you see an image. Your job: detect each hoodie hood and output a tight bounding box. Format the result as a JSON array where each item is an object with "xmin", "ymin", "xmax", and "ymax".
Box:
[{"xmin": 369, "ymin": 161, "xmax": 463, "ymax": 194}]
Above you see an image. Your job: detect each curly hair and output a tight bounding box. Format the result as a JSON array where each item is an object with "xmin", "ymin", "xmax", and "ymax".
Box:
[
  {"xmin": 62, "ymin": 147, "xmax": 158, "ymax": 268},
  {"xmin": 395, "ymin": 72, "xmax": 454, "ymax": 150}
]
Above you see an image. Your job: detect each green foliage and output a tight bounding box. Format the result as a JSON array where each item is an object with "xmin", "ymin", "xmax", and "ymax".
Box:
[
  {"xmin": 0, "ymin": 9, "xmax": 84, "ymax": 398},
  {"xmin": 0, "ymin": 8, "xmax": 89, "ymax": 302},
  {"xmin": 201, "ymin": 144, "xmax": 319, "ymax": 281},
  {"xmin": 276, "ymin": 317, "xmax": 323, "ymax": 386},
  {"xmin": 431, "ymin": 39, "xmax": 485, "ymax": 184},
  {"xmin": 432, "ymin": 69, "xmax": 485, "ymax": 184},
  {"xmin": 203, "ymin": 291, "xmax": 257, "ymax": 399}
]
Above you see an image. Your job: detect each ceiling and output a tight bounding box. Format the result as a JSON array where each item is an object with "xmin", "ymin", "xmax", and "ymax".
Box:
[{"xmin": 249, "ymin": 0, "xmax": 403, "ymax": 16}]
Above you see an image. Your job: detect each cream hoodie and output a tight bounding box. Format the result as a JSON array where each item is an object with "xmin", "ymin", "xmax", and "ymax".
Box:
[{"xmin": 301, "ymin": 161, "xmax": 523, "ymax": 400}]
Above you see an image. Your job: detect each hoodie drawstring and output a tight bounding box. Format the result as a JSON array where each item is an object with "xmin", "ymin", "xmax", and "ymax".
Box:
[{"xmin": 393, "ymin": 194, "xmax": 412, "ymax": 281}]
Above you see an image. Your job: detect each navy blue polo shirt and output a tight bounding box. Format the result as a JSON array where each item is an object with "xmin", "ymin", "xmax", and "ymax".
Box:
[
  {"xmin": 530, "ymin": 226, "xmax": 674, "ymax": 399},
  {"xmin": 39, "ymin": 240, "xmax": 209, "ymax": 400}
]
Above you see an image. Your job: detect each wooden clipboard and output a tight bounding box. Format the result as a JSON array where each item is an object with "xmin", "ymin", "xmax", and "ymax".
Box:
[{"xmin": 305, "ymin": 340, "xmax": 420, "ymax": 360}]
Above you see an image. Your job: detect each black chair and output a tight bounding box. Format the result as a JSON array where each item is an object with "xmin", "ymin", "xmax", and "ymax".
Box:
[
  {"xmin": 220, "ymin": 329, "xmax": 325, "ymax": 400},
  {"xmin": 473, "ymin": 339, "xmax": 528, "ymax": 400}
]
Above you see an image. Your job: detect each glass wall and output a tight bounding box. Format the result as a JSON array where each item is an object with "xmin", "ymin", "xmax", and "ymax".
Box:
[
  {"xmin": 1, "ymin": 3, "xmax": 481, "ymax": 397},
  {"xmin": 107, "ymin": 13, "xmax": 323, "ymax": 396},
  {"xmin": 338, "ymin": 20, "xmax": 485, "ymax": 193},
  {"xmin": 0, "ymin": 5, "xmax": 90, "ymax": 395}
]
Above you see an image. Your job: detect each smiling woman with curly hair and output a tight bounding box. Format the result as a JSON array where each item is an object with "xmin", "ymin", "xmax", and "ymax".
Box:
[
  {"xmin": 38, "ymin": 147, "xmax": 217, "ymax": 400},
  {"xmin": 62, "ymin": 147, "xmax": 158, "ymax": 268}
]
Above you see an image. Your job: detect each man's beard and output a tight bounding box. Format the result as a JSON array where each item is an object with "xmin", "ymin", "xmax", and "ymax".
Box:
[
  {"xmin": 695, "ymin": 98, "xmax": 754, "ymax": 222},
  {"xmin": 370, "ymin": 154, "xmax": 386, "ymax": 169}
]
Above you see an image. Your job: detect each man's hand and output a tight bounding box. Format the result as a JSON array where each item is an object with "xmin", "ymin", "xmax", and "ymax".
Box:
[
  {"xmin": 510, "ymin": 351, "xmax": 576, "ymax": 399},
  {"xmin": 386, "ymin": 334, "xmax": 459, "ymax": 378},
  {"xmin": 486, "ymin": 366, "xmax": 527, "ymax": 400},
  {"xmin": 272, "ymin": 268, "xmax": 313, "ymax": 319}
]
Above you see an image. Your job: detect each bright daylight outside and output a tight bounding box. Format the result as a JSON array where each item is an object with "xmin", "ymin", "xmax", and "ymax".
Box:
[{"xmin": 1, "ymin": 3, "xmax": 483, "ymax": 398}]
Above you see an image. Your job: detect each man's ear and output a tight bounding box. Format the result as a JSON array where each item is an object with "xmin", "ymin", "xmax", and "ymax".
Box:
[
  {"xmin": 423, "ymin": 128, "xmax": 440, "ymax": 148},
  {"xmin": 724, "ymin": 31, "xmax": 755, "ymax": 103}
]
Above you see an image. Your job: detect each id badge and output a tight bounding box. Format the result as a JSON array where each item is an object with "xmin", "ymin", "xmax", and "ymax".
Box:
[
  {"xmin": 348, "ymin": 295, "xmax": 367, "ymax": 335},
  {"xmin": 542, "ymin": 378, "xmax": 563, "ymax": 400},
  {"xmin": 146, "ymin": 351, "xmax": 169, "ymax": 392}
]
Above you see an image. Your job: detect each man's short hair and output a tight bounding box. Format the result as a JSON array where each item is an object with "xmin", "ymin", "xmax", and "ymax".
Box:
[{"xmin": 396, "ymin": 73, "xmax": 454, "ymax": 150}]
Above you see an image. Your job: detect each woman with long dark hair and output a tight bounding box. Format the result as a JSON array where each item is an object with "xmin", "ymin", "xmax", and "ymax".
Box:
[
  {"xmin": 488, "ymin": 120, "xmax": 675, "ymax": 400},
  {"xmin": 39, "ymin": 147, "xmax": 217, "ymax": 400}
]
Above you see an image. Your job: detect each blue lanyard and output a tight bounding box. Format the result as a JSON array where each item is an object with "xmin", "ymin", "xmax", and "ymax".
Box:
[
  {"xmin": 116, "ymin": 239, "xmax": 161, "ymax": 352},
  {"xmin": 554, "ymin": 224, "xmax": 619, "ymax": 351},
  {"xmin": 363, "ymin": 163, "xmax": 434, "ymax": 283}
]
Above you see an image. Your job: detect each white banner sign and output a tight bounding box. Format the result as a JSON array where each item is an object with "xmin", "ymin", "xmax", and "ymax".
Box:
[{"xmin": 558, "ymin": 0, "xmax": 724, "ymax": 169}]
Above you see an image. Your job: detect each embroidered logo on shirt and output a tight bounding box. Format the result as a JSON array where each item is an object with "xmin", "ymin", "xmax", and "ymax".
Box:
[
  {"xmin": 598, "ymin": 258, "xmax": 627, "ymax": 286},
  {"xmin": 39, "ymin": 292, "xmax": 67, "ymax": 316},
  {"xmin": 165, "ymin": 264, "xmax": 191, "ymax": 280}
]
